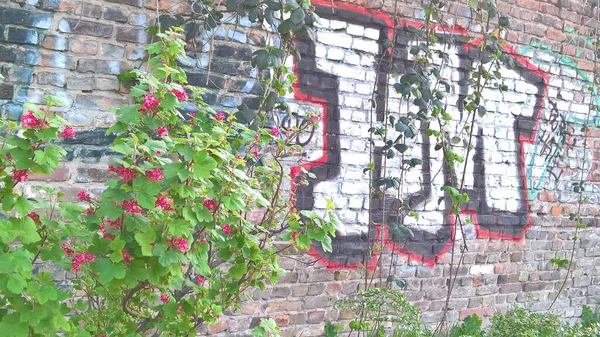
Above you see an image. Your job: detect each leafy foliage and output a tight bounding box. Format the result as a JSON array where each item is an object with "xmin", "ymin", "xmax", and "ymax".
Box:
[{"xmin": 0, "ymin": 29, "xmax": 337, "ymax": 337}]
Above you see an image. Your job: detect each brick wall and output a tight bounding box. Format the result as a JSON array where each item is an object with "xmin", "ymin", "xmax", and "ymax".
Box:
[{"xmin": 1, "ymin": 0, "xmax": 600, "ymax": 335}]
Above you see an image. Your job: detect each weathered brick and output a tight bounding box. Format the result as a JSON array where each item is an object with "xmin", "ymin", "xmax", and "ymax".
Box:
[
  {"xmin": 0, "ymin": 83, "xmax": 14, "ymax": 100},
  {"xmin": 0, "ymin": 7, "xmax": 51, "ymax": 28},
  {"xmin": 75, "ymin": 94, "xmax": 129, "ymax": 110},
  {"xmin": 100, "ymin": 43, "xmax": 125, "ymax": 59},
  {"xmin": 75, "ymin": 2, "xmax": 102, "ymax": 18},
  {"xmin": 75, "ymin": 167, "xmax": 113, "ymax": 183},
  {"xmin": 37, "ymin": 72, "xmax": 67, "ymax": 87},
  {"xmin": 6, "ymin": 27, "xmax": 38, "ymax": 45},
  {"xmin": 61, "ymin": 129, "xmax": 115, "ymax": 146},
  {"xmin": 265, "ymin": 300, "xmax": 302, "ymax": 313},
  {"xmin": 78, "ymin": 59, "xmax": 125, "ymax": 75},
  {"xmin": 306, "ymin": 311, "xmax": 325, "ymax": 324},
  {"xmin": 58, "ymin": 19, "xmax": 113, "ymax": 37},
  {"xmin": 104, "ymin": 7, "xmax": 128, "ymax": 23},
  {"xmin": 42, "ymin": 35, "xmax": 69, "ymax": 51},
  {"xmin": 116, "ymin": 27, "xmax": 148, "ymax": 43},
  {"xmin": 105, "ymin": 0, "xmax": 143, "ymax": 7},
  {"xmin": 95, "ymin": 77, "xmax": 120, "ymax": 91},
  {"xmin": 29, "ymin": 166, "xmax": 70, "ymax": 181}
]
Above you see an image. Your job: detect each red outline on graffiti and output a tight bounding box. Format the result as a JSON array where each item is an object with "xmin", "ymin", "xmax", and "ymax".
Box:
[{"xmin": 289, "ymin": 0, "xmax": 549, "ymax": 269}]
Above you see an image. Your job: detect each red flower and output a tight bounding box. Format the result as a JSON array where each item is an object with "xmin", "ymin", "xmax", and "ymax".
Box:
[
  {"xmin": 146, "ymin": 168, "xmax": 164, "ymax": 181},
  {"xmin": 155, "ymin": 197, "xmax": 172, "ymax": 211},
  {"xmin": 85, "ymin": 208, "xmax": 96, "ymax": 215},
  {"xmin": 291, "ymin": 231, "xmax": 299, "ymax": 240},
  {"xmin": 215, "ymin": 112, "xmax": 226, "ymax": 121},
  {"xmin": 106, "ymin": 218, "xmax": 123, "ymax": 230},
  {"xmin": 141, "ymin": 94, "xmax": 160, "ymax": 111},
  {"xmin": 71, "ymin": 251, "xmax": 96, "ymax": 272},
  {"xmin": 109, "ymin": 165, "xmax": 136, "ymax": 183},
  {"xmin": 58, "ymin": 126, "xmax": 76, "ymax": 138},
  {"xmin": 21, "ymin": 110, "xmax": 42, "ymax": 128},
  {"xmin": 5, "ymin": 153, "xmax": 13, "ymax": 162},
  {"xmin": 160, "ymin": 294, "xmax": 169, "ymax": 303},
  {"xmin": 222, "ymin": 224, "xmax": 232, "ymax": 236},
  {"xmin": 189, "ymin": 111, "xmax": 196, "ymax": 119},
  {"xmin": 123, "ymin": 199, "xmax": 144, "ymax": 214},
  {"xmin": 177, "ymin": 306, "xmax": 184, "ymax": 313},
  {"xmin": 170, "ymin": 88, "xmax": 188, "ymax": 101},
  {"xmin": 156, "ymin": 126, "xmax": 168, "ymax": 137},
  {"xmin": 270, "ymin": 127, "xmax": 280, "ymax": 137},
  {"xmin": 252, "ymin": 150, "xmax": 259, "ymax": 159},
  {"xmin": 195, "ymin": 275, "xmax": 206, "ymax": 285},
  {"xmin": 168, "ymin": 237, "xmax": 189, "ymax": 252},
  {"xmin": 27, "ymin": 211, "xmax": 40, "ymax": 223},
  {"xmin": 77, "ymin": 190, "xmax": 91, "ymax": 202},
  {"xmin": 11, "ymin": 169, "xmax": 28, "ymax": 183},
  {"xmin": 203, "ymin": 199, "xmax": 217, "ymax": 211},
  {"xmin": 103, "ymin": 233, "xmax": 116, "ymax": 241},
  {"xmin": 254, "ymin": 134, "xmax": 259, "ymax": 141},
  {"xmin": 61, "ymin": 242, "xmax": 74, "ymax": 257},
  {"xmin": 122, "ymin": 249, "xmax": 132, "ymax": 263}
]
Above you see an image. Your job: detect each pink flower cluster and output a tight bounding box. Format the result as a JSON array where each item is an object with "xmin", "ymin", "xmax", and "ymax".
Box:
[
  {"xmin": 122, "ymin": 249, "xmax": 132, "ymax": 263},
  {"xmin": 215, "ymin": 112, "xmax": 226, "ymax": 121},
  {"xmin": 146, "ymin": 168, "xmax": 164, "ymax": 181},
  {"xmin": 71, "ymin": 251, "xmax": 96, "ymax": 272},
  {"xmin": 156, "ymin": 126, "xmax": 168, "ymax": 137},
  {"xmin": 123, "ymin": 199, "xmax": 144, "ymax": 214},
  {"xmin": 170, "ymin": 88, "xmax": 188, "ymax": 101},
  {"xmin": 270, "ymin": 127, "xmax": 280, "ymax": 137},
  {"xmin": 140, "ymin": 94, "xmax": 160, "ymax": 112},
  {"xmin": 222, "ymin": 224, "xmax": 232, "ymax": 236},
  {"xmin": 77, "ymin": 190, "xmax": 91, "ymax": 202},
  {"xmin": 155, "ymin": 197, "xmax": 172, "ymax": 211},
  {"xmin": 203, "ymin": 199, "xmax": 217, "ymax": 211},
  {"xmin": 167, "ymin": 237, "xmax": 189, "ymax": 252},
  {"xmin": 58, "ymin": 126, "xmax": 76, "ymax": 138},
  {"xmin": 61, "ymin": 242, "xmax": 74, "ymax": 257},
  {"xmin": 21, "ymin": 110, "xmax": 42, "ymax": 128},
  {"xmin": 27, "ymin": 211, "xmax": 40, "ymax": 223},
  {"xmin": 11, "ymin": 169, "xmax": 28, "ymax": 183},
  {"xmin": 195, "ymin": 275, "xmax": 206, "ymax": 285},
  {"xmin": 105, "ymin": 217, "xmax": 123, "ymax": 230},
  {"xmin": 160, "ymin": 294, "xmax": 169, "ymax": 303},
  {"xmin": 109, "ymin": 165, "xmax": 137, "ymax": 183}
]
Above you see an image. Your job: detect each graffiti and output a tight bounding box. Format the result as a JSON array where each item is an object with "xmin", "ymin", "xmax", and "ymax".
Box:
[
  {"xmin": 290, "ymin": 0, "xmax": 548, "ymax": 269},
  {"xmin": 278, "ymin": 111, "xmax": 318, "ymax": 147},
  {"xmin": 519, "ymin": 45, "xmax": 598, "ymax": 200}
]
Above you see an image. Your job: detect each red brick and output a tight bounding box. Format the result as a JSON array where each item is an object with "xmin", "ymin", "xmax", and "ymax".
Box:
[
  {"xmin": 546, "ymin": 27, "xmax": 566, "ymax": 42},
  {"xmin": 274, "ymin": 315, "xmax": 289, "ymax": 327},
  {"xmin": 70, "ymin": 38, "xmax": 98, "ymax": 55},
  {"xmin": 459, "ymin": 307, "xmax": 494, "ymax": 320},
  {"xmin": 551, "ymin": 206, "xmax": 562, "ymax": 216},
  {"xmin": 208, "ymin": 320, "xmax": 227, "ymax": 334},
  {"xmin": 29, "ymin": 166, "xmax": 70, "ymax": 181},
  {"xmin": 517, "ymin": 0, "xmax": 540, "ymax": 11},
  {"xmin": 326, "ymin": 282, "xmax": 341, "ymax": 294},
  {"xmin": 307, "ymin": 310, "xmax": 325, "ymax": 324}
]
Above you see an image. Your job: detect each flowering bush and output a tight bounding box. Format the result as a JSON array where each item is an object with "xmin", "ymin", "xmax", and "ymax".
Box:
[{"xmin": 0, "ymin": 29, "xmax": 337, "ymax": 336}]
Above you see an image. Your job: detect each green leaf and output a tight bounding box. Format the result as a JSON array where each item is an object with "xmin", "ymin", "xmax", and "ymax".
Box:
[
  {"xmin": 290, "ymin": 9, "xmax": 305, "ymax": 24},
  {"xmin": 228, "ymin": 263, "xmax": 247, "ymax": 280},
  {"xmin": 160, "ymin": 93, "xmax": 178, "ymax": 109},
  {"xmin": 94, "ymin": 258, "xmax": 127, "ymax": 283},
  {"xmin": 14, "ymin": 196, "xmax": 33, "ymax": 216},
  {"xmin": 158, "ymin": 250, "xmax": 183, "ymax": 266},
  {"xmin": 7, "ymin": 274, "xmax": 27, "ymax": 294},
  {"xmin": 37, "ymin": 284, "xmax": 58, "ymax": 304},
  {"xmin": 193, "ymin": 152, "xmax": 217, "ymax": 178},
  {"xmin": 135, "ymin": 230, "xmax": 157, "ymax": 256}
]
